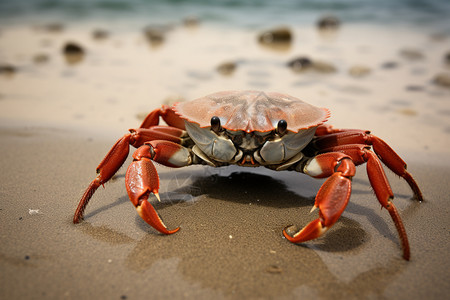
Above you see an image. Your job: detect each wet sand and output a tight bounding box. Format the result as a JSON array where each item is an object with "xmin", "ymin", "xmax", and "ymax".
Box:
[{"xmin": 0, "ymin": 21, "xmax": 450, "ymax": 299}]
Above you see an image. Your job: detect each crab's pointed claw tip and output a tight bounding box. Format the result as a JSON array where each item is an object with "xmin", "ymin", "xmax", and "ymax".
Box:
[
  {"xmin": 310, "ymin": 205, "xmax": 317, "ymax": 213},
  {"xmin": 136, "ymin": 200, "xmax": 180, "ymax": 235},
  {"xmin": 154, "ymin": 192, "xmax": 161, "ymax": 202},
  {"xmin": 166, "ymin": 226, "xmax": 181, "ymax": 234},
  {"xmin": 283, "ymin": 219, "xmax": 328, "ymax": 244}
]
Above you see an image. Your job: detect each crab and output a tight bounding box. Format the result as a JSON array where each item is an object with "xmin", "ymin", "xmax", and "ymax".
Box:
[{"xmin": 73, "ymin": 90, "xmax": 423, "ymax": 260}]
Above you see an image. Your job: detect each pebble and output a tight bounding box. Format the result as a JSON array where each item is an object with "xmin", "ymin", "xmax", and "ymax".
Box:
[
  {"xmin": 381, "ymin": 61, "xmax": 399, "ymax": 69},
  {"xmin": 0, "ymin": 64, "xmax": 16, "ymax": 76},
  {"xmin": 183, "ymin": 16, "xmax": 200, "ymax": 27},
  {"xmin": 445, "ymin": 51, "xmax": 450, "ymax": 65},
  {"xmin": 311, "ymin": 61, "xmax": 337, "ymax": 73},
  {"xmin": 287, "ymin": 57, "xmax": 336, "ymax": 73},
  {"xmin": 258, "ymin": 27, "xmax": 292, "ymax": 44},
  {"xmin": 143, "ymin": 25, "xmax": 171, "ymax": 47},
  {"xmin": 217, "ymin": 61, "xmax": 237, "ymax": 76},
  {"xmin": 92, "ymin": 29, "xmax": 109, "ymax": 40},
  {"xmin": 433, "ymin": 73, "xmax": 450, "ymax": 88},
  {"xmin": 266, "ymin": 265, "xmax": 283, "ymax": 274},
  {"xmin": 400, "ymin": 48, "xmax": 425, "ymax": 60},
  {"xmin": 348, "ymin": 65, "xmax": 371, "ymax": 77},
  {"xmin": 33, "ymin": 53, "xmax": 49, "ymax": 64},
  {"xmin": 62, "ymin": 42, "xmax": 85, "ymax": 65},
  {"xmin": 287, "ymin": 57, "xmax": 313, "ymax": 72},
  {"xmin": 398, "ymin": 109, "xmax": 418, "ymax": 116},
  {"xmin": 317, "ymin": 15, "xmax": 341, "ymax": 30},
  {"xmin": 42, "ymin": 23, "xmax": 64, "ymax": 33}
]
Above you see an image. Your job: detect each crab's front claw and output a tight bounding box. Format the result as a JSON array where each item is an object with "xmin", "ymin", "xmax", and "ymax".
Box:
[
  {"xmin": 284, "ymin": 156, "xmax": 354, "ymax": 244},
  {"xmin": 136, "ymin": 196, "xmax": 180, "ymax": 235},
  {"xmin": 283, "ymin": 173, "xmax": 351, "ymax": 243},
  {"xmin": 126, "ymin": 154, "xmax": 180, "ymax": 235}
]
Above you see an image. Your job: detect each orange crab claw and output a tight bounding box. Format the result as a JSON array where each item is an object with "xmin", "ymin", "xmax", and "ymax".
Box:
[
  {"xmin": 283, "ymin": 155, "xmax": 354, "ymax": 244},
  {"xmin": 126, "ymin": 156, "xmax": 180, "ymax": 235}
]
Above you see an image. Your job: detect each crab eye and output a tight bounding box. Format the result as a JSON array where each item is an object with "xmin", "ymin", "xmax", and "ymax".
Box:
[
  {"xmin": 277, "ymin": 119, "xmax": 287, "ymax": 135},
  {"xmin": 210, "ymin": 116, "xmax": 221, "ymax": 132}
]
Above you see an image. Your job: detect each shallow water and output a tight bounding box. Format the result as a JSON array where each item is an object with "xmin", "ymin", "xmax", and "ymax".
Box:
[{"xmin": 1, "ymin": 0, "xmax": 450, "ymax": 31}]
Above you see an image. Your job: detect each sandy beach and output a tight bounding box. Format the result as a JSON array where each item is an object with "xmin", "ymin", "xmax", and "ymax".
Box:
[{"xmin": 1, "ymin": 8, "xmax": 450, "ymax": 300}]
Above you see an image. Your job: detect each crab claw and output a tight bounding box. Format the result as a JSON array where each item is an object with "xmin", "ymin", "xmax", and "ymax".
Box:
[
  {"xmin": 283, "ymin": 170, "xmax": 352, "ymax": 244},
  {"xmin": 126, "ymin": 155, "xmax": 180, "ymax": 235}
]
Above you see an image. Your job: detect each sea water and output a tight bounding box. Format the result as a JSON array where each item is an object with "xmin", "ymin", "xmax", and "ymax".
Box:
[{"xmin": 0, "ymin": 0, "xmax": 449, "ymax": 31}]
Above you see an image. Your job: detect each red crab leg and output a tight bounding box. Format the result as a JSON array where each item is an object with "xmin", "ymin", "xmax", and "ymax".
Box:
[
  {"xmin": 315, "ymin": 124, "xmax": 349, "ymax": 136},
  {"xmin": 130, "ymin": 127, "xmax": 185, "ymax": 146},
  {"xmin": 284, "ymin": 153, "xmax": 355, "ymax": 246},
  {"xmin": 317, "ymin": 144, "xmax": 412, "ymax": 260},
  {"xmin": 364, "ymin": 150, "xmax": 410, "ymax": 260},
  {"xmin": 139, "ymin": 105, "xmax": 186, "ymax": 130},
  {"xmin": 126, "ymin": 141, "xmax": 192, "ymax": 234},
  {"xmin": 313, "ymin": 130, "xmax": 423, "ymax": 202},
  {"xmin": 73, "ymin": 133, "xmax": 132, "ymax": 223},
  {"xmin": 74, "ymin": 106, "xmax": 187, "ymax": 224}
]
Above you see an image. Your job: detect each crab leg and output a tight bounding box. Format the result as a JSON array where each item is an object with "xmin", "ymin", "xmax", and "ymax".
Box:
[
  {"xmin": 129, "ymin": 127, "xmax": 186, "ymax": 146},
  {"xmin": 312, "ymin": 130, "xmax": 423, "ymax": 201},
  {"xmin": 126, "ymin": 141, "xmax": 193, "ymax": 234},
  {"xmin": 317, "ymin": 144, "xmax": 412, "ymax": 260},
  {"xmin": 73, "ymin": 133, "xmax": 132, "ymax": 223},
  {"xmin": 284, "ymin": 153, "xmax": 355, "ymax": 245},
  {"xmin": 139, "ymin": 105, "xmax": 186, "ymax": 130},
  {"xmin": 314, "ymin": 124, "xmax": 348, "ymax": 136},
  {"xmin": 74, "ymin": 106, "xmax": 187, "ymax": 224}
]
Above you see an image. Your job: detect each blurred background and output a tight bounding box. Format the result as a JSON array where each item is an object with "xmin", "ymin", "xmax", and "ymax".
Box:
[{"xmin": 0, "ymin": 0, "xmax": 449, "ymax": 156}]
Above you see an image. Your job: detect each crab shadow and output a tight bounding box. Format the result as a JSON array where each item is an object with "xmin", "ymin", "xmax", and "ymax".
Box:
[
  {"xmin": 134, "ymin": 168, "xmax": 372, "ymax": 252},
  {"xmin": 77, "ymin": 167, "xmax": 411, "ymax": 298},
  {"xmin": 151, "ymin": 167, "xmax": 406, "ymax": 245},
  {"xmin": 125, "ymin": 170, "xmax": 409, "ymax": 298},
  {"xmin": 82, "ymin": 166, "xmax": 412, "ymax": 250}
]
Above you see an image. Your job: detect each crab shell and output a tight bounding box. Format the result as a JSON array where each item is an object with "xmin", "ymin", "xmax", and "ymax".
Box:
[{"xmin": 173, "ymin": 90, "xmax": 330, "ymax": 133}]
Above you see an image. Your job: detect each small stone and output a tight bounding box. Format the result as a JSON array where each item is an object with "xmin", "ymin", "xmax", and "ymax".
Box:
[
  {"xmin": 183, "ymin": 16, "xmax": 199, "ymax": 27},
  {"xmin": 0, "ymin": 64, "xmax": 16, "ymax": 76},
  {"xmin": 287, "ymin": 57, "xmax": 336, "ymax": 74},
  {"xmin": 445, "ymin": 51, "xmax": 450, "ymax": 65},
  {"xmin": 312, "ymin": 61, "xmax": 337, "ymax": 73},
  {"xmin": 400, "ymin": 48, "xmax": 425, "ymax": 61},
  {"xmin": 143, "ymin": 25, "xmax": 171, "ymax": 47},
  {"xmin": 62, "ymin": 42, "xmax": 85, "ymax": 65},
  {"xmin": 217, "ymin": 61, "xmax": 237, "ymax": 75},
  {"xmin": 433, "ymin": 73, "xmax": 450, "ymax": 88},
  {"xmin": 33, "ymin": 53, "xmax": 49, "ymax": 64},
  {"xmin": 266, "ymin": 265, "xmax": 283, "ymax": 274},
  {"xmin": 92, "ymin": 29, "xmax": 109, "ymax": 40},
  {"xmin": 405, "ymin": 85, "xmax": 424, "ymax": 91},
  {"xmin": 43, "ymin": 23, "xmax": 64, "ymax": 33},
  {"xmin": 317, "ymin": 15, "xmax": 341, "ymax": 30},
  {"xmin": 381, "ymin": 61, "xmax": 399, "ymax": 69},
  {"xmin": 258, "ymin": 27, "xmax": 292, "ymax": 44},
  {"xmin": 348, "ymin": 65, "xmax": 371, "ymax": 78},
  {"xmin": 398, "ymin": 109, "xmax": 418, "ymax": 116},
  {"xmin": 287, "ymin": 57, "xmax": 313, "ymax": 72}
]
